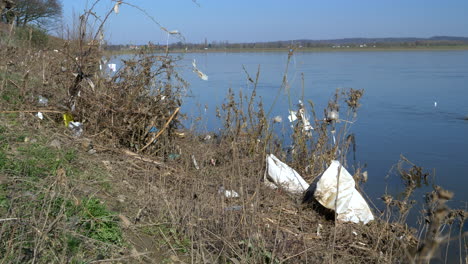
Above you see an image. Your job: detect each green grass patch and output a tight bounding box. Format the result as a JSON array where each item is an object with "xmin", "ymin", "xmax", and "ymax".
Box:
[
  {"xmin": 79, "ymin": 198, "xmax": 123, "ymax": 245},
  {"xmin": 0, "ymin": 184, "xmax": 8, "ymax": 215},
  {"xmin": 141, "ymin": 224, "xmax": 191, "ymax": 254},
  {"xmin": 0, "ymin": 117, "xmax": 124, "ymax": 262}
]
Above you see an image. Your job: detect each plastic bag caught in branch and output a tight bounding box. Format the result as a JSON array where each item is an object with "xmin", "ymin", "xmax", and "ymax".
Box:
[
  {"xmin": 192, "ymin": 59, "xmax": 208, "ymax": 81},
  {"xmin": 114, "ymin": 1, "xmax": 122, "ymax": 14}
]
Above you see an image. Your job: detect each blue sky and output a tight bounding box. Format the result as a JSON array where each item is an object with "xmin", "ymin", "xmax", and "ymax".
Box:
[{"xmin": 62, "ymin": 0, "xmax": 468, "ymax": 45}]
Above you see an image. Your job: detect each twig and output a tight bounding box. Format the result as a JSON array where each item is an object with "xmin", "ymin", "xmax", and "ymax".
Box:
[
  {"xmin": 158, "ymin": 227, "xmax": 178, "ymax": 256},
  {"xmin": 281, "ymin": 246, "xmax": 316, "ymax": 262},
  {"xmin": 88, "ymin": 252, "xmax": 151, "ymax": 263},
  {"xmin": 122, "ymin": 149, "xmax": 165, "ymax": 167},
  {"xmin": 139, "ymin": 107, "xmax": 180, "ymax": 152},
  {"xmin": 0, "ymin": 218, "xmax": 19, "ymax": 222},
  {"xmin": 7, "ymin": 79, "xmax": 20, "ymax": 89}
]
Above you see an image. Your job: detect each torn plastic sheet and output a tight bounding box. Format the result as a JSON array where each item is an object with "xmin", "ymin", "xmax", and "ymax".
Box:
[
  {"xmin": 113, "ymin": 1, "xmax": 121, "ymax": 14},
  {"xmin": 35, "ymin": 112, "xmax": 44, "ymax": 120},
  {"xmin": 288, "ymin": 110, "xmax": 298, "ymax": 122},
  {"xmin": 38, "ymin": 96, "xmax": 48, "ymax": 106},
  {"xmin": 108, "ymin": 63, "xmax": 117, "ymax": 72},
  {"xmin": 288, "ymin": 103, "xmax": 313, "ymax": 132},
  {"xmin": 192, "ymin": 59, "xmax": 208, "ymax": 81},
  {"xmin": 68, "ymin": 122, "xmax": 83, "ymax": 137},
  {"xmin": 218, "ymin": 186, "xmax": 240, "ymax": 198},
  {"xmin": 264, "ymin": 154, "xmax": 309, "ymax": 194},
  {"xmin": 314, "ymin": 160, "xmax": 374, "ymax": 224}
]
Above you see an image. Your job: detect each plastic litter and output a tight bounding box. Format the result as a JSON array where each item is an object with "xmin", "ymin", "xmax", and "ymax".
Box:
[
  {"xmin": 168, "ymin": 153, "xmax": 180, "ymax": 160},
  {"xmin": 63, "ymin": 113, "xmax": 73, "ymax": 127},
  {"xmin": 327, "ymin": 110, "xmax": 339, "ymax": 121},
  {"xmin": 192, "ymin": 59, "xmax": 208, "ymax": 81},
  {"xmin": 225, "ymin": 205, "xmax": 242, "ymax": 211},
  {"xmin": 288, "ymin": 102, "xmax": 313, "ymax": 131},
  {"xmin": 314, "ymin": 160, "xmax": 374, "ymax": 224},
  {"xmin": 113, "ymin": 1, "xmax": 121, "ymax": 14},
  {"xmin": 88, "ymin": 149, "xmax": 97, "ymax": 155},
  {"xmin": 68, "ymin": 122, "xmax": 83, "ymax": 137},
  {"xmin": 218, "ymin": 186, "xmax": 240, "ymax": 198},
  {"xmin": 273, "ymin": 116, "xmax": 282, "ymax": 123},
  {"xmin": 148, "ymin": 127, "xmax": 158, "ymax": 133},
  {"xmin": 108, "ymin": 63, "xmax": 117, "ymax": 72},
  {"xmin": 35, "ymin": 112, "xmax": 44, "ymax": 120},
  {"xmin": 85, "ymin": 78, "xmax": 95, "ymax": 90},
  {"xmin": 300, "ymin": 109, "xmax": 313, "ymax": 131},
  {"xmin": 264, "ymin": 154, "xmax": 309, "ymax": 194},
  {"xmin": 288, "ymin": 110, "xmax": 297, "ymax": 122},
  {"xmin": 191, "ymin": 155, "xmax": 200, "ymax": 170},
  {"xmin": 316, "ymin": 224, "xmax": 323, "ymax": 237},
  {"xmin": 38, "ymin": 96, "xmax": 48, "ymax": 106}
]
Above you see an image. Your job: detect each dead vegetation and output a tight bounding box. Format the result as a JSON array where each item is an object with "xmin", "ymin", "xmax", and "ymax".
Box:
[{"xmin": 1, "ymin": 1, "xmax": 467, "ymax": 263}]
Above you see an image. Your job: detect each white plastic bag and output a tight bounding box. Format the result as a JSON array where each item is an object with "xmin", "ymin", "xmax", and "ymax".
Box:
[
  {"xmin": 265, "ymin": 154, "xmax": 309, "ymax": 194},
  {"xmin": 314, "ymin": 160, "xmax": 374, "ymax": 224}
]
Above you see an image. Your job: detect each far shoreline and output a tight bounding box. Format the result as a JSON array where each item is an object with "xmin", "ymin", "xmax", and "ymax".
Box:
[{"xmin": 104, "ymin": 45, "xmax": 468, "ymax": 56}]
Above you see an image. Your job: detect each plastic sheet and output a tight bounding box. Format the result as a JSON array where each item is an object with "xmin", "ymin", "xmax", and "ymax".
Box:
[{"xmin": 314, "ymin": 160, "xmax": 374, "ymax": 224}]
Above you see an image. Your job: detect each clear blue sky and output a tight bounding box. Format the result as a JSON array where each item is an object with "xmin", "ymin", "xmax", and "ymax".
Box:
[{"xmin": 62, "ymin": 0, "xmax": 468, "ymax": 45}]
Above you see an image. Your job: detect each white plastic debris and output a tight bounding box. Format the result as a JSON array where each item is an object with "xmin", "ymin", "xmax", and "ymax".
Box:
[
  {"xmin": 191, "ymin": 155, "xmax": 200, "ymax": 170},
  {"xmin": 264, "ymin": 154, "xmax": 309, "ymax": 194},
  {"xmin": 218, "ymin": 186, "xmax": 240, "ymax": 198},
  {"xmin": 288, "ymin": 110, "xmax": 297, "ymax": 122},
  {"xmin": 273, "ymin": 116, "xmax": 282, "ymax": 123},
  {"xmin": 314, "ymin": 160, "xmax": 374, "ymax": 224},
  {"xmin": 327, "ymin": 110, "xmax": 339, "ymax": 121},
  {"xmin": 38, "ymin": 96, "xmax": 48, "ymax": 106},
  {"xmin": 316, "ymin": 224, "xmax": 323, "ymax": 237},
  {"xmin": 192, "ymin": 59, "xmax": 208, "ymax": 81},
  {"xmin": 113, "ymin": 1, "xmax": 122, "ymax": 14},
  {"xmin": 35, "ymin": 112, "xmax": 44, "ymax": 120},
  {"xmin": 299, "ymin": 109, "xmax": 313, "ymax": 131},
  {"xmin": 85, "ymin": 78, "xmax": 95, "ymax": 90},
  {"xmin": 68, "ymin": 122, "xmax": 83, "ymax": 137},
  {"xmin": 108, "ymin": 63, "xmax": 117, "ymax": 72},
  {"xmin": 288, "ymin": 104, "xmax": 313, "ymax": 131}
]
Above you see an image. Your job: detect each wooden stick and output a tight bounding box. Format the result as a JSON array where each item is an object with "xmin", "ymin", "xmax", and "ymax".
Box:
[
  {"xmin": 139, "ymin": 107, "xmax": 180, "ymax": 152},
  {"xmin": 122, "ymin": 149, "xmax": 164, "ymax": 166}
]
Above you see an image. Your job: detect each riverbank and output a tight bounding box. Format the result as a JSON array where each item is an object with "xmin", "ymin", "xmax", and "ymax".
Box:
[
  {"xmin": 0, "ymin": 108, "xmax": 420, "ymax": 263},
  {"xmin": 1, "ymin": 32, "xmax": 466, "ymax": 263}
]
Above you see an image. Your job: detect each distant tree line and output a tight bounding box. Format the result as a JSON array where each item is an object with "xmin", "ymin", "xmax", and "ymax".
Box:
[{"xmin": 105, "ymin": 37, "xmax": 468, "ymax": 52}]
